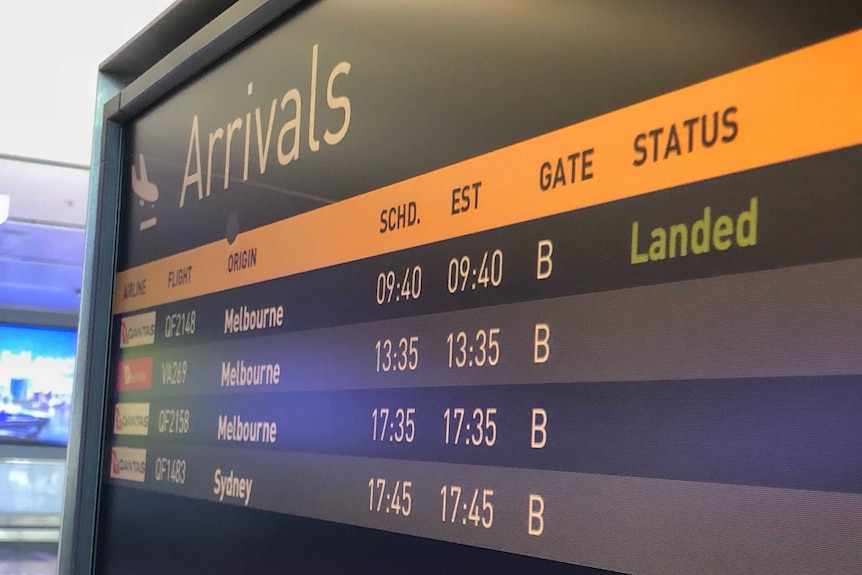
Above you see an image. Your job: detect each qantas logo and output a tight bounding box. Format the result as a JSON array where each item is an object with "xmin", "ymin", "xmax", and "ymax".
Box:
[
  {"xmin": 119, "ymin": 312, "xmax": 156, "ymax": 349},
  {"xmin": 113, "ymin": 403, "xmax": 150, "ymax": 436},
  {"xmin": 110, "ymin": 447, "xmax": 147, "ymax": 482}
]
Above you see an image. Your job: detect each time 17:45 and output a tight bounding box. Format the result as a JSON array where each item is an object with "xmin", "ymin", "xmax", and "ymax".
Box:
[
  {"xmin": 441, "ymin": 486, "xmax": 494, "ymax": 528},
  {"xmin": 369, "ymin": 478, "xmax": 413, "ymax": 517}
]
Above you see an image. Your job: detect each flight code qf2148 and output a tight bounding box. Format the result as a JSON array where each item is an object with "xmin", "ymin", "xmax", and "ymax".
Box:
[{"xmin": 165, "ymin": 310, "xmax": 196, "ymax": 338}]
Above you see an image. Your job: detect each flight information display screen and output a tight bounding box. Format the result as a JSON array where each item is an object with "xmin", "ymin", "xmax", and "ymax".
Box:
[{"xmin": 96, "ymin": 1, "xmax": 862, "ymax": 573}]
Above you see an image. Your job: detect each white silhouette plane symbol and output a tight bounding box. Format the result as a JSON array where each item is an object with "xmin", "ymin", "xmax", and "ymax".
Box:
[{"xmin": 131, "ymin": 154, "xmax": 159, "ymax": 230}]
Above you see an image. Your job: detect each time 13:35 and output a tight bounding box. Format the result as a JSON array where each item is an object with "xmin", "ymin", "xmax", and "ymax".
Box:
[
  {"xmin": 447, "ymin": 328, "xmax": 500, "ymax": 368},
  {"xmin": 376, "ymin": 337, "xmax": 419, "ymax": 373}
]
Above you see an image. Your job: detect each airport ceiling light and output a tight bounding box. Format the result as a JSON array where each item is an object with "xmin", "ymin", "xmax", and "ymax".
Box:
[{"xmin": 0, "ymin": 194, "xmax": 9, "ymax": 226}]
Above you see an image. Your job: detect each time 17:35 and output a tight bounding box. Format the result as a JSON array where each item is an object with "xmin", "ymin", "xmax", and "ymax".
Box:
[{"xmin": 372, "ymin": 407, "xmax": 416, "ymax": 443}]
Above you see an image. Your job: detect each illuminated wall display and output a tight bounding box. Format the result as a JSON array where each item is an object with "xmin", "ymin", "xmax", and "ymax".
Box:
[
  {"xmin": 93, "ymin": 1, "xmax": 862, "ymax": 573},
  {"xmin": 0, "ymin": 324, "xmax": 76, "ymax": 445}
]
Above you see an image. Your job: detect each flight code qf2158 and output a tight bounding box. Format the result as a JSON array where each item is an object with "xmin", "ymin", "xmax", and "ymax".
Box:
[{"xmin": 158, "ymin": 409, "xmax": 190, "ymax": 434}]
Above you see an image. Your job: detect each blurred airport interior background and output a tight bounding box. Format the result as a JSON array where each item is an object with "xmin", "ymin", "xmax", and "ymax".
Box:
[{"xmin": 0, "ymin": 2, "xmax": 177, "ymax": 573}]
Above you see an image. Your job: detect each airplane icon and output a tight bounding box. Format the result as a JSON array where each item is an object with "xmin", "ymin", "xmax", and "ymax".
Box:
[{"xmin": 131, "ymin": 153, "xmax": 159, "ymax": 230}]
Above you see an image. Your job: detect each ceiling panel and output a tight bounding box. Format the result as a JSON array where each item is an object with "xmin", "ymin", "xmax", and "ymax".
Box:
[
  {"xmin": 0, "ymin": 221, "xmax": 85, "ymax": 266},
  {"xmin": 0, "ymin": 285, "xmax": 82, "ymax": 314},
  {"xmin": 0, "ymin": 157, "xmax": 89, "ymax": 226},
  {"xmin": 0, "ymin": 160, "xmax": 87, "ymax": 314},
  {"xmin": 0, "ymin": 258, "xmax": 82, "ymax": 291},
  {"xmin": 0, "ymin": 252, "xmax": 83, "ymax": 313}
]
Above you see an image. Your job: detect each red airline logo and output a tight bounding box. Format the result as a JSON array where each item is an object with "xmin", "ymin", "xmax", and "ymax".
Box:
[
  {"xmin": 109, "ymin": 446, "xmax": 147, "ymax": 482},
  {"xmin": 117, "ymin": 357, "xmax": 153, "ymax": 390},
  {"xmin": 111, "ymin": 449, "xmax": 120, "ymax": 476}
]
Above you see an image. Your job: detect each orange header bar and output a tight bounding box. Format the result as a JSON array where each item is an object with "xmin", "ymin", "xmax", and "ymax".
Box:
[{"xmin": 114, "ymin": 28, "xmax": 862, "ymax": 314}]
